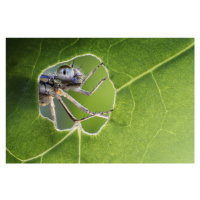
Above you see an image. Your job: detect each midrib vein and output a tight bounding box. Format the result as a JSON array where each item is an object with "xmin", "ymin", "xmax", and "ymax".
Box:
[{"xmin": 116, "ymin": 42, "xmax": 194, "ymax": 93}]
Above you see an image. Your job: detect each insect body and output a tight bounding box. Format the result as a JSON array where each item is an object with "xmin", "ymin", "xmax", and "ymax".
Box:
[{"xmin": 39, "ymin": 63, "xmax": 113, "ymax": 127}]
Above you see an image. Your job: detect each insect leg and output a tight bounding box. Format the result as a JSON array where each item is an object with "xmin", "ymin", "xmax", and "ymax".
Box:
[
  {"xmin": 75, "ymin": 115, "xmax": 108, "ymax": 123},
  {"xmin": 74, "ymin": 76, "xmax": 108, "ymax": 96},
  {"xmin": 57, "ymin": 97, "xmax": 77, "ymax": 122},
  {"xmin": 81, "ymin": 62, "xmax": 104, "ymax": 86},
  {"xmin": 57, "ymin": 97, "xmax": 109, "ymax": 123},
  {"xmin": 49, "ymin": 96, "xmax": 57, "ymax": 127},
  {"xmin": 58, "ymin": 89, "xmax": 111, "ymax": 118}
]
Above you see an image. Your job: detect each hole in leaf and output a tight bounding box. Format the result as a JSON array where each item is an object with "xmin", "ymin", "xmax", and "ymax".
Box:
[{"xmin": 39, "ymin": 54, "xmax": 115, "ymax": 134}]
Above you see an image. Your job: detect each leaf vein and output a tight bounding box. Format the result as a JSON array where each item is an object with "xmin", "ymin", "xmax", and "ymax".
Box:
[
  {"xmin": 151, "ymin": 72, "xmax": 167, "ymax": 112},
  {"xmin": 78, "ymin": 126, "xmax": 81, "ymax": 163},
  {"xmin": 141, "ymin": 72, "xmax": 177, "ymax": 163},
  {"xmin": 7, "ymin": 39, "xmax": 43, "ymax": 120},
  {"xmin": 128, "ymin": 86, "xmax": 135, "ymax": 126},
  {"xmin": 141, "ymin": 129, "xmax": 161, "ymax": 163},
  {"xmin": 106, "ymin": 38, "xmax": 127, "ymax": 71},
  {"xmin": 6, "ymin": 125, "xmax": 77, "ymax": 163},
  {"xmin": 58, "ymin": 38, "xmax": 79, "ymax": 62},
  {"xmin": 116, "ymin": 42, "xmax": 194, "ymax": 93}
]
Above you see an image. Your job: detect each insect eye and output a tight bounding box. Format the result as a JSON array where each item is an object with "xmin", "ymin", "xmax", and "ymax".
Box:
[{"xmin": 57, "ymin": 65, "xmax": 74, "ymax": 81}]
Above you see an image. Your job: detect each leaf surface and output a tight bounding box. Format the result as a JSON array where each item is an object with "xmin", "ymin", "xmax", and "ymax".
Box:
[{"xmin": 6, "ymin": 38, "xmax": 194, "ymax": 163}]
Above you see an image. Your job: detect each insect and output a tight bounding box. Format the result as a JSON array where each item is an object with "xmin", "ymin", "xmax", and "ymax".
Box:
[{"xmin": 39, "ymin": 62, "xmax": 113, "ymax": 127}]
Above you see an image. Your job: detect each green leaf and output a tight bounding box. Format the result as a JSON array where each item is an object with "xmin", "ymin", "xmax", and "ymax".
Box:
[{"xmin": 6, "ymin": 38, "xmax": 194, "ymax": 163}]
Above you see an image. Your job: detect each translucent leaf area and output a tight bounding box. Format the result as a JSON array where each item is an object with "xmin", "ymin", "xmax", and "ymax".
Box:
[{"xmin": 6, "ymin": 38, "xmax": 194, "ymax": 163}]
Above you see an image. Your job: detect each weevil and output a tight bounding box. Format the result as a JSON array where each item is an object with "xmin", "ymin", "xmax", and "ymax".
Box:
[{"xmin": 39, "ymin": 62, "xmax": 113, "ymax": 127}]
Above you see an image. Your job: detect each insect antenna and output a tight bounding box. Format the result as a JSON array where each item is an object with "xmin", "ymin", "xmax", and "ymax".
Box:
[
  {"xmin": 77, "ymin": 64, "xmax": 83, "ymax": 70},
  {"xmin": 71, "ymin": 60, "xmax": 74, "ymax": 68}
]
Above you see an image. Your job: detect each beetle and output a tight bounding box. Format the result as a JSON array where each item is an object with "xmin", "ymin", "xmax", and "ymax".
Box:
[{"xmin": 39, "ymin": 62, "xmax": 113, "ymax": 127}]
